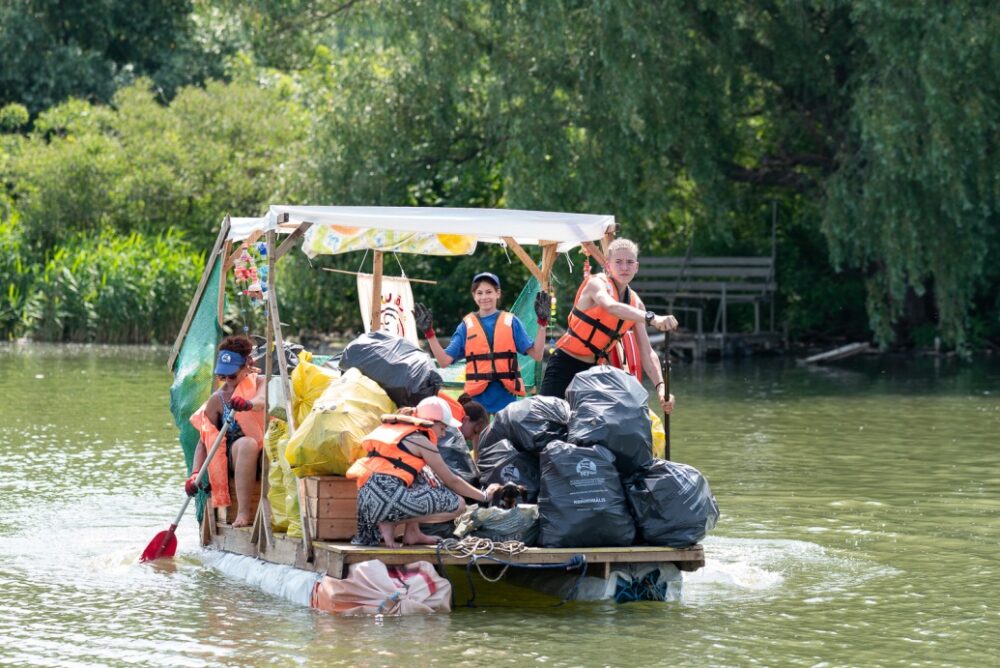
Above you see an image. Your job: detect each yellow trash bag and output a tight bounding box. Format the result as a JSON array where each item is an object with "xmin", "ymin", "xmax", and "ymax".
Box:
[
  {"xmin": 290, "ymin": 351, "xmax": 341, "ymax": 426},
  {"xmin": 263, "ymin": 418, "xmax": 291, "ymax": 531},
  {"xmin": 650, "ymin": 409, "xmax": 667, "ymax": 460},
  {"xmin": 285, "ymin": 367, "xmax": 396, "ymax": 477}
]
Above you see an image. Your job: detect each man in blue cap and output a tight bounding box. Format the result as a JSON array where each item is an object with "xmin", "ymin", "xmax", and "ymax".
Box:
[{"xmin": 415, "ymin": 272, "xmax": 550, "ymax": 413}]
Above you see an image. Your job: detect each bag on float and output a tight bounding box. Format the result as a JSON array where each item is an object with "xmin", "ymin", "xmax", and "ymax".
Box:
[
  {"xmin": 437, "ymin": 426, "xmax": 479, "ymax": 485},
  {"xmin": 453, "ymin": 504, "xmax": 540, "ymax": 546},
  {"xmin": 339, "ymin": 330, "xmax": 442, "ymax": 407},
  {"xmin": 538, "ymin": 441, "xmax": 635, "ymax": 548},
  {"xmin": 479, "ymin": 395, "xmax": 570, "ymax": 454},
  {"xmin": 624, "ymin": 458, "xmax": 720, "ymax": 547},
  {"xmin": 566, "ymin": 365, "xmax": 653, "ymax": 476},
  {"xmin": 476, "ymin": 438, "xmax": 540, "ymax": 503}
]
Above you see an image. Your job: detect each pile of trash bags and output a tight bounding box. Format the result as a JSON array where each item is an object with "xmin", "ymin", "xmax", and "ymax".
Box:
[
  {"xmin": 471, "ymin": 365, "xmax": 720, "ymax": 549},
  {"xmin": 258, "ymin": 332, "xmax": 718, "ymax": 550}
]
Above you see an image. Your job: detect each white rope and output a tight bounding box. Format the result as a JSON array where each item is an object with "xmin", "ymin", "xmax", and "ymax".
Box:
[{"xmin": 438, "ymin": 537, "xmax": 528, "ymax": 582}]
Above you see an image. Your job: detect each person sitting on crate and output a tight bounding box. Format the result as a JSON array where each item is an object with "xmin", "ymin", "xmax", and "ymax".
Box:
[
  {"xmin": 538, "ymin": 238, "xmax": 679, "ymax": 414},
  {"xmin": 348, "ymin": 396, "xmax": 502, "ymax": 548},
  {"xmin": 187, "ymin": 335, "xmax": 266, "ymax": 528}
]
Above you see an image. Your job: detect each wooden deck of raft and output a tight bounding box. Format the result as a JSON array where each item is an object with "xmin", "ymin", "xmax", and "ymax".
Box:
[{"xmin": 208, "ymin": 523, "xmax": 705, "ymax": 580}]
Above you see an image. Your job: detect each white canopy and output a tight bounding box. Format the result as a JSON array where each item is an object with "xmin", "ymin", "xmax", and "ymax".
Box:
[{"xmin": 257, "ymin": 205, "xmax": 615, "ymax": 253}]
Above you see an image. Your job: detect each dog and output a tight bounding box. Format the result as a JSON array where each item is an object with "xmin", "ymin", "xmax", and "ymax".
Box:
[{"xmin": 490, "ymin": 482, "xmax": 527, "ymax": 510}]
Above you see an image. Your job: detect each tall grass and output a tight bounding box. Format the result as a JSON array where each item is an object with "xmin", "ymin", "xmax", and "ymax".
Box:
[{"xmin": 18, "ymin": 230, "xmax": 204, "ymax": 344}]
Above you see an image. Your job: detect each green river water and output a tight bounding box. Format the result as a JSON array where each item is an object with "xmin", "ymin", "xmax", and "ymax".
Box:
[{"xmin": 0, "ymin": 344, "xmax": 997, "ymax": 667}]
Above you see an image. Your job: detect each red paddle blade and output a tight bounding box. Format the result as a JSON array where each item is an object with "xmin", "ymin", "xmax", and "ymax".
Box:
[{"xmin": 140, "ymin": 527, "xmax": 178, "ymax": 563}]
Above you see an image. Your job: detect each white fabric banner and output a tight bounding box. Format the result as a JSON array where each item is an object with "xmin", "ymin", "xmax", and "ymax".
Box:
[{"xmin": 356, "ymin": 273, "xmax": 418, "ymax": 344}]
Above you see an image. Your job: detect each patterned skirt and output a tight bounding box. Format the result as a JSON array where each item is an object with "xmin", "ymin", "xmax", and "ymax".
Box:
[{"xmin": 352, "ymin": 471, "xmax": 462, "ymax": 546}]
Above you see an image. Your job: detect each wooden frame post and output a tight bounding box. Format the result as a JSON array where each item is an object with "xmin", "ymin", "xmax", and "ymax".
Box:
[
  {"xmin": 168, "ymin": 216, "xmax": 231, "ymax": 371},
  {"xmin": 369, "ymin": 250, "xmax": 384, "ymax": 333}
]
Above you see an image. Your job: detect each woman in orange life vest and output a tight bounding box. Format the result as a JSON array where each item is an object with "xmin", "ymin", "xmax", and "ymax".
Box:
[
  {"xmin": 414, "ymin": 272, "xmax": 550, "ymax": 414},
  {"xmin": 349, "ymin": 396, "xmax": 503, "ymax": 548},
  {"xmin": 538, "ymin": 238, "xmax": 679, "ymax": 414},
  {"xmin": 186, "ymin": 335, "xmax": 266, "ymax": 528}
]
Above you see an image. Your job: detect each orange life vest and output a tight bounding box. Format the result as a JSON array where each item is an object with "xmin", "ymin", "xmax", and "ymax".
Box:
[
  {"xmin": 189, "ymin": 373, "xmax": 265, "ymax": 508},
  {"xmin": 463, "ymin": 311, "xmax": 525, "ymax": 398},
  {"xmin": 557, "ymin": 273, "xmax": 640, "ymax": 361},
  {"xmin": 608, "ymin": 329, "xmax": 644, "ymax": 381},
  {"xmin": 346, "ymin": 421, "xmax": 433, "ymax": 488}
]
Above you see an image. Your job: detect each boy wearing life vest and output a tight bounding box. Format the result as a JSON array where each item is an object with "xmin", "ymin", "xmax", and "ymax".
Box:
[
  {"xmin": 538, "ymin": 238, "xmax": 678, "ymax": 414},
  {"xmin": 414, "ymin": 272, "xmax": 550, "ymax": 414},
  {"xmin": 187, "ymin": 335, "xmax": 266, "ymax": 528},
  {"xmin": 348, "ymin": 396, "xmax": 502, "ymax": 547}
]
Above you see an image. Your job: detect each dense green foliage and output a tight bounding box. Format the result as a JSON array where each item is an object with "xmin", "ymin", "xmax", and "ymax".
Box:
[{"xmin": 0, "ymin": 1, "xmax": 996, "ymax": 349}]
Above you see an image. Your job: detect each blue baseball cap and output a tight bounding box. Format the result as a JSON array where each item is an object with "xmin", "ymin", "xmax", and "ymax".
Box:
[
  {"xmin": 472, "ymin": 272, "xmax": 501, "ymax": 289},
  {"xmin": 214, "ymin": 350, "xmax": 246, "ymax": 376}
]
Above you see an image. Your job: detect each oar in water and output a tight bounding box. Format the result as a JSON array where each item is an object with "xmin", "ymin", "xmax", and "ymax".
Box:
[{"xmin": 140, "ymin": 408, "xmax": 232, "ymax": 562}]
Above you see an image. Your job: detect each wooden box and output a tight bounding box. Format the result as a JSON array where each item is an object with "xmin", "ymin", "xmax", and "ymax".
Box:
[
  {"xmin": 216, "ymin": 477, "xmax": 261, "ymax": 525},
  {"xmin": 304, "ymin": 476, "xmax": 358, "ymax": 541}
]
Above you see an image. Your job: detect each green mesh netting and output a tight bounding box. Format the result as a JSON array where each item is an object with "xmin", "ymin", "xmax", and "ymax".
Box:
[
  {"xmin": 438, "ymin": 275, "xmax": 545, "ymax": 392},
  {"xmin": 170, "ymin": 258, "xmax": 223, "ymax": 473}
]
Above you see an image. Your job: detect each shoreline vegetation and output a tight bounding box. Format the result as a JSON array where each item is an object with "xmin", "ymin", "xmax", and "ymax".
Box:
[{"xmin": 1, "ymin": 3, "xmax": 996, "ymax": 355}]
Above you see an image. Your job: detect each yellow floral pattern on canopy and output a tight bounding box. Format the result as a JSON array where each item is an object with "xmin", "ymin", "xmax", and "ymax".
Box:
[{"xmin": 302, "ymin": 224, "xmax": 477, "ymax": 257}]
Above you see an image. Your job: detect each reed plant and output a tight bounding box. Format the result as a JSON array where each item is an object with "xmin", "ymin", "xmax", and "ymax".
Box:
[{"xmin": 22, "ymin": 230, "xmax": 203, "ymax": 343}]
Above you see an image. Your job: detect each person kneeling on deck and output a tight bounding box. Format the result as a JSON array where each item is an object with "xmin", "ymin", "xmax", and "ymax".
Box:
[
  {"xmin": 187, "ymin": 335, "xmax": 265, "ymax": 528},
  {"xmin": 538, "ymin": 238, "xmax": 678, "ymax": 414},
  {"xmin": 348, "ymin": 396, "xmax": 502, "ymax": 548},
  {"xmin": 415, "ymin": 272, "xmax": 549, "ymax": 414}
]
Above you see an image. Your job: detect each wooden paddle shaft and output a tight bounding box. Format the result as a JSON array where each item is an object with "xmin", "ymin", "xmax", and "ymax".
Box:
[
  {"xmin": 172, "ymin": 417, "xmax": 230, "ymax": 526},
  {"xmin": 663, "ymin": 331, "xmax": 671, "ymax": 460}
]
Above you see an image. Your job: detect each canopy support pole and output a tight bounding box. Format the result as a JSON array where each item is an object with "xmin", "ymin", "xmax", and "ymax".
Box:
[
  {"xmin": 369, "ymin": 250, "xmax": 384, "ymax": 333},
  {"xmin": 274, "ymin": 222, "xmax": 312, "ymax": 260},
  {"xmin": 167, "ymin": 215, "xmax": 231, "ymax": 371},
  {"xmin": 540, "ymin": 243, "xmax": 558, "ymax": 292},
  {"xmin": 580, "ymin": 241, "xmax": 607, "ymax": 267},
  {"xmin": 502, "ymin": 237, "xmax": 545, "ymax": 285},
  {"xmin": 263, "ymin": 230, "xmax": 312, "ymax": 561}
]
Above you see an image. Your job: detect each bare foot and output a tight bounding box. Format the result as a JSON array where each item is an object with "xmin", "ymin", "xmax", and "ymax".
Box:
[
  {"xmin": 378, "ymin": 521, "xmax": 399, "ymax": 548},
  {"xmin": 402, "ymin": 529, "xmax": 441, "ymax": 546},
  {"xmin": 232, "ymin": 514, "xmax": 252, "ymax": 528}
]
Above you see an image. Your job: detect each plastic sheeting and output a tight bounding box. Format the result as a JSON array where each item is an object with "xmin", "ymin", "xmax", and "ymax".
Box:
[
  {"xmin": 437, "ymin": 426, "xmax": 479, "ymax": 485},
  {"xmin": 624, "ymin": 459, "xmax": 720, "ymax": 548},
  {"xmin": 566, "ymin": 366, "xmax": 653, "ymax": 476},
  {"xmin": 479, "ymin": 395, "xmax": 570, "ymax": 454},
  {"xmin": 339, "ymin": 330, "xmax": 442, "ymax": 407},
  {"xmin": 453, "ymin": 504, "xmax": 540, "ymax": 545},
  {"xmin": 263, "ymin": 418, "xmax": 291, "ymax": 531},
  {"xmin": 311, "ymin": 560, "xmax": 452, "ymax": 615},
  {"xmin": 284, "ymin": 368, "xmax": 395, "ymax": 477},
  {"xmin": 538, "ymin": 441, "xmax": 635, "ymax": 548},
  {"xmin": 476, "ymin": 439, "xmax": 541, "ymax": 503}
]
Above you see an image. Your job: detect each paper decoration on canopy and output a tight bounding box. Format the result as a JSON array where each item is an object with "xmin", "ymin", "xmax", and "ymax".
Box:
[{"xmin": 303, "ymin": 224, "xmax": 476, "ymax": 257}]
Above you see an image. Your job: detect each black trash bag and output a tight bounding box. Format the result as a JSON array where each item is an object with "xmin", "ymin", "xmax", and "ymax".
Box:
[
  {"xmin": 437, "ymin": 426, "xmax": 479, "ymax": 485},
  {"xmin": 477, "ymin": 439, "xmax": 541, "ymax": 503},
  {"xmin": 479, "ymin": 395, "xmax": 570, "ymax": 454},
  {"xmin": 538, "ymin": 441, "xmax": 635, "ymax": 548},
  {"xmin": 339, "ymin": 330, "xmax": 442, "ymax": 407},
  {"xmin": 624, "ymin": 459, "xmax": 720, "ymax": 548},
  {"xmin": 251, "ymin": 336, "xmax": 304, "ymax": 372},
  {"xmin": 566, "ymin": 365, "xmax": 653, "ymax": 477}
]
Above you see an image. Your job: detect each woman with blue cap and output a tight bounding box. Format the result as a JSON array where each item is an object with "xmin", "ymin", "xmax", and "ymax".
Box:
[
  {"xmin": 414, "ymin": 272, "xmax": 549, "ymax": 414},
  {"xmin": 187, "ymin": 335, "xmax": 266, "ymax": 527}
]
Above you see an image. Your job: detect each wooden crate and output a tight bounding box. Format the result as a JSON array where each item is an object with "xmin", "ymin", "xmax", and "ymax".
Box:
[
  {"xmin": 216, "ymin": 477, "xmax": 261, "ymax": 525},
  {"xmin": 304, "ymin": 476, "xmax": 358, "ymax": 541}
]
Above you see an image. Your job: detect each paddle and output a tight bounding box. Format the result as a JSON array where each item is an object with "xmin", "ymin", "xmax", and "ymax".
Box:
[
  {"xmin": 662, "ymin": 331, "xmax": 671, "ymax": 461},
  {"xmin": 140, "ymin": 408, "xmax": 232, "ymax": 562}
]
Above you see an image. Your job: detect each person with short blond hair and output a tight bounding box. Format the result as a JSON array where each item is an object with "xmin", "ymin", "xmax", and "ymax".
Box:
[{"xmin": 539, "ymin": 238, "xmax": 677, "ymax": 413}]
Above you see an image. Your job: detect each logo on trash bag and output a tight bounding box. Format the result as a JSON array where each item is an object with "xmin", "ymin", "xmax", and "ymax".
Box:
[
  {"xmin": 500, "ymin": 464, "xmax": 521, "ymax": 482},
  {"xmin": 576, "ymin": 459, "xmax": 598, "ymax": 477}
]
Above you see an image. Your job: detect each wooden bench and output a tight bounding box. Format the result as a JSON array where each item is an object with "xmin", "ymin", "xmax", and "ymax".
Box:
[{"xmin": 634, "ymin": 255, "xmax": 777, "ymax": 338}]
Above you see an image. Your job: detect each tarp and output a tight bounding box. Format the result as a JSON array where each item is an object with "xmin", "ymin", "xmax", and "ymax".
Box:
[
  {"xmin": 223, "ymin": 206, "xmax": 615, "ymax": 255},
  {"xmin": 356, "ymin": 273, "xmax": 419, "ymax": 344}
]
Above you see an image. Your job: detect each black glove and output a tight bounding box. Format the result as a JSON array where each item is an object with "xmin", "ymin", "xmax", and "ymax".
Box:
[
  {"xmin": 534, "ymin": 291, "xmax": 551, "ymax": 326},
  {"xmin": 414, "ymin": 302, "xmax": 435, "ymax": 337}
]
